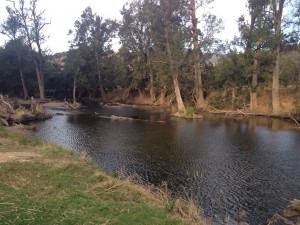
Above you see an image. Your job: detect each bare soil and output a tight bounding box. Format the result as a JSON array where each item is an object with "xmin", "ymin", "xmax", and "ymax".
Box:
[
  {"xmin": 0, "ymin": 151, "xmax": 42, "ymax": 163},
  {"xmin": 5, "ymin": 126, "xmax": 33, "ymax": 137}
]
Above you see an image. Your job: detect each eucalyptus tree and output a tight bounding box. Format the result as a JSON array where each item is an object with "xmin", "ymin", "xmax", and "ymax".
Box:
[
  {"xmin": 155, "ymin": 0, "xmax": 191, "ymax": 112},
  {"xmin": 0, "ymin": 40, "xmax": 34, "ymax": 97},
  {"xmin": 64, "ymin": 49, "xmax": 84, "ymax": 103},
  {"xmin": 189, "ymin": 0, "xmax": 223, "ymax": 109},
  {"xmin": 5, "ymin": 0, "xmax": 49, "ymax": 99},
  {"xmin": 0, "ymin": 46, "xmax": 21, "ymax": 95},
  {"xmin": 238, "ymin": 0, "xmax": 273, "ymax": 110},
  {"xmin": 69, "ymin": 7, "xmax": 116, "ymax": 101},
  {"xmin": 119, "ymin": 0, "xmax": 156, "ymax": 101},
  {"xmin": 292, "ymin": 0, "xmax": 300, "ymax": 96},
  {"xmin": 1, "ymin": 9, "xmax": 29, "ymax": 99},
  {"xmin": 271, "ymin": 0, "xmax": 285, "ymax": 114},
  {"xmin": 144, "ymin": 0, "xmax": 172, "ymax": 104}
]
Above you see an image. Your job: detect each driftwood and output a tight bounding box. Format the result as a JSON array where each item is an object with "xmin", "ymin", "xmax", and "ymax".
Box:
[
  {"xmin": 63, "ymin": 100, "xmax": 81, "ymax": 110},
  {"xmin": 270, "ymin": 213, "xmax": 296, "ymax": 225},
  {"xmin": 208, "ymin": 108, "xmax": 300, "ymax": 125},
  {"xmin": 268, "ymin": 199, "xmax": 300, "ymax": 225},
  {"xmin": 284, "ymin": 199, "xmax": 300, "ymax": 218},
  {"xmin": 208, "ymin": 108, "xmax": 263, "ymax": 117},
  {"xmin": 289, "ymin": 114, "xmax": 300, "ymax": 127},
  {"xmin": 97, "ymin": 115, "xmax": 134, "ymax": 121},
  {"xmin": 171, "ymin": 112, "xmax": 202, "ymax": 119},
  {"xmin": 0, "ymin": 96, "xmax": 52, "ymax": 125},
  {"xmin": 0, "ymin": 118, "xmax": 9, "ymax": 126},
  {"xmin": 0, "ymin": 95, "xmax": 15, "ymax": 126},
  {"xmin": 95, "ymin": 113, "xmax": 166, "ymax": 123}
]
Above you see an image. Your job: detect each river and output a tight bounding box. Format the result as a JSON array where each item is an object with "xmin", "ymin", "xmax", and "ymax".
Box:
[{"xmin": 32, "ymin": 106, "xmax": 300, "ymax": 224}]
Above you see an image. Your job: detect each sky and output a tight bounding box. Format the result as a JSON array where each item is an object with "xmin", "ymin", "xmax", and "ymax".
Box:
[{"xmin": 0, "ymin": 0, "xmax": 247, "ymax": 53}]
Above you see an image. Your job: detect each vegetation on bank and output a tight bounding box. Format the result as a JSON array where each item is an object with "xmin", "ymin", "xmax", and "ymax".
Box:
[
  {"xmin": 0, "ymin": 126, "xmax": 209, "ymax": 225},
  {"xmin": 1, "ymin": 0, "xmax": 300, "ymax": 116}
]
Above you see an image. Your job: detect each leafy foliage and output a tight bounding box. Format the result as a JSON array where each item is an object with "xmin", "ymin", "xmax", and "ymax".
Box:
[{"xmin": 0, "ymin": 0, "xmax": 299, "ymax": 111}]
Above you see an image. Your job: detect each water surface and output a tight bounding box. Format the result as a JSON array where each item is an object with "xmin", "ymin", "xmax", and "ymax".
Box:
[{"xmin": 32, "ymin": 106, "xmax": 300, "ymax": 224}]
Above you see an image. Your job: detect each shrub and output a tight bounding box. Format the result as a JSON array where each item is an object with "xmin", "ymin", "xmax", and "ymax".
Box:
[
  {"xmin": 208, "ymin": 93, "xmax": 231, "ymax": 110},
  {"xmin": 185, "ymin": 107, "xmax": 195, "ymax": 115}
]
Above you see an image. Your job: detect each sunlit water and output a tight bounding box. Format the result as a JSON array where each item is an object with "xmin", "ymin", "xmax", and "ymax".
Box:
[{"xmin": 32, "ymin": 106, "xmax": 300, "ymax": 224}]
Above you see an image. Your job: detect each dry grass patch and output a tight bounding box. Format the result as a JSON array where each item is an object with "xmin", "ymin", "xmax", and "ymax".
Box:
[{"xmin": 0, "ymin": 152, "xmax": 42, "ymax": 163}]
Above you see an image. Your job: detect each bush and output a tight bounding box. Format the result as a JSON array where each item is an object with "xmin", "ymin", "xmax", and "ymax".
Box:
[
  {"xmin": 208, "ymin": 93, "xmax": 231, "ymax": 110},
  {"xmin": 185, "ymin": 107, "xmax": 195, "ymax": 115}
]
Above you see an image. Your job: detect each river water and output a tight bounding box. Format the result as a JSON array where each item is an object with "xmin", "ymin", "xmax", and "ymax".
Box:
[{"xmin": 32, "ymin": 106, "xmax": 300, "ymax": 224}]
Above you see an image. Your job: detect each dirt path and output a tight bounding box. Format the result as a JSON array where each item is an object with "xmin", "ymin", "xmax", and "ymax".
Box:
[{"xmin": 0, "ymin": 151, "xmax": 42, "ymax": 163}]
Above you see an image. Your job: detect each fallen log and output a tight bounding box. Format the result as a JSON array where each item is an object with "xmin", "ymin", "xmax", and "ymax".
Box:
[
  {"xmin": 288, "ymin": 114, "xmax": 300, "ymax": 127},
  {"xmin": 171, "ymin": 112, "xmax": 202, "ymax": 119},
  {"xmin": 271, "ymin": 213, "xmax": 296, "ymax": 225},
  {"xmin": 284, "ymin": 199, "xmax": 300, "ymax": 218},
  {"xmin": 63, "ymin": 101, "xmax": 81, "ymax": 110},
  {"xmin": 208, "ymin": 108, "xmax": 300, "ymax": 124},
  {"xmin": 94, "ymin": 113, "xmax": 166, "ymax": 123},
  {"xmin": 95, "ymin": 114, "xmax": 134, "ymax": 120},
  {"xmin": 0, "ymin": 108, "xmax": 11, "ymax": 120},
  {"xmin": 0, "ymin": 118, "xmax": 9, "ymax": 126},
  {"xmin": 0, "ymin": 95, "xmax": 14, "ymax": 112},
  {"xmin": 110, "ymin": 115, "xmax": 134, "ymax": 120},
  {"xmin": 0, "ymin": 95, "xmax": 15, "ymax": 125}
]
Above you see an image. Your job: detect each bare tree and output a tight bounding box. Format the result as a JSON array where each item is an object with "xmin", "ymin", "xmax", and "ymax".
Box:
[{"xmin": 7, "ymin": 0, "xmax": 49, "ymax": 100}]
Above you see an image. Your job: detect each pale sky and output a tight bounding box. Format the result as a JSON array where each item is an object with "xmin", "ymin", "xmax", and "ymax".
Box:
[{"xmin": 0, "ymin": 0, "xmax": 247, "ymax": 53}]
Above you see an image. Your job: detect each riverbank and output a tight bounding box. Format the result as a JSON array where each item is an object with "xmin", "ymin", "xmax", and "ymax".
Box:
[
  {"xmin": 0, "ymin": 125, "xmax": 209, "ymax": 225},
  {"xmin": 1, "ymin": 95, "xmax": 300, "ymax": 127}
]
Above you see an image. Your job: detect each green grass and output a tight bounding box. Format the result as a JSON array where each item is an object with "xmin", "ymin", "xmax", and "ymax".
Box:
[
  {"xmin": 0, "ymin": 163, "xmax": 181, "ymax": 225},
  {"xmin": 185, "ymin": 107, "xmax": 195, "ymax": 116},
  {"xmin": 0, "ymin": 126, "xmax": 208, "ymax": 225}
]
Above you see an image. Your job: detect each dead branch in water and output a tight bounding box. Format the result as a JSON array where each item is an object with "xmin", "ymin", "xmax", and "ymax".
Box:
[
  {"xmin": 94, "ymin": 113, "xmax": 166, "ymax": 123},
  {"xmin": 208, "ymin": 108, "xmax": 260, "ymax": 117},
  {"xmin": 284, "ymin": 199, "xmax": 300, "ymax": 218},
  {"xmin": 268, "ymin": 199, "xmax": 300, "ymax": 225},
  {"xmin": 208, "ymin": 108, "xmax": 300, "ymax": 125},
  {"xmin": 288, "ymin": 114, "xmax": 300, "ymax": 127}
]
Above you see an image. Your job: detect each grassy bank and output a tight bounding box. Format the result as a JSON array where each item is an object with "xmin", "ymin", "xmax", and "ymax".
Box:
[{"xmin": 0, "ymin": 126, "xmax": 208, "ymax": 225}]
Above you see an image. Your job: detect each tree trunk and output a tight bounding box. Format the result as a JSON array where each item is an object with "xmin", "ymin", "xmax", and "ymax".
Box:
[
  {"xmin": 191, "ymin": 0, "xmax": 205, "ymax": 109},
  {"xmin": 250, "ymin": 57, "xmax": 258, "ymax": 110},
  {"xmin": 73, "ymin": 73, "xmax": 77, "ymax": 104},
  {"xmin": 17, "ymin": 54, "xmax": 29, "ymax": 99},
  {"xmin": 138, "ymin": 89, "xmax": 145, "ymax": 98},
  {"xmin": 149, "ymin": 67, "xmax": 155, "ymax": 102},
  {"xmin": 231, "ymin": 88, "xmax": 236, "ymax": 109},
  {"xmin": 95, "ymin": 53, "xmax": 106, "ymax": 101},
  {"xmin": 145, "ymin": 42, "xmax": 155, "ymax": 102},
  {"xmin": 15, "ymin": 0, "xmax": 45, "ymax": 100},
  {"xmin": 19, "ymin": 68, "xmax": 28, "ymax": 100},
  {"xmin": 164, "ymin": 24, "xmax": 185, "ymax": 112},
  {"xmin": 34, "ymin": 59, "xmax": 45, "ymax": 100},
  {"xmin": 32, "ymin": 1, "xmax": 46, "ymax": 100},
  {"xmin": 172, "ymin": 74, "xmax": 185, "ymax": 112},
  {"xmin": 272, "ymin": 50, "xmax": 280, "ymax": 114},
  {"xmin": 159, "ymin": 89, "xmax": 166, "ymax": 105},
  {"xmin": 271, "ymin": 0, "xmax": 284, "ymax": 115},
  {"xmin": 35, "ymin": 54, "xmax": 45, "ymax": 100}
]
